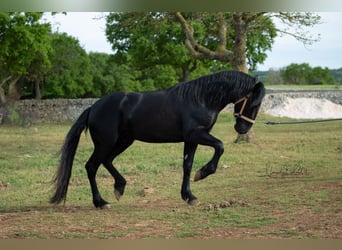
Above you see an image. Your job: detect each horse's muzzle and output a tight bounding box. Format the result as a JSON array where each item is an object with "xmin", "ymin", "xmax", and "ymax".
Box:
[{"xmin": 234, "ymin": 122, "xmax": 251, "ymax": 135}]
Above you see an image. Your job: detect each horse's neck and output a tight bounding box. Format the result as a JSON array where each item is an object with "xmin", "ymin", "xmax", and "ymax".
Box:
[
  {"xmin": 205, "ymin": 85, "xmax": 234, "ymax": 111},
  {"xmin": 231, "ymin": 87, "xmax": 253, "ymax": 103}
]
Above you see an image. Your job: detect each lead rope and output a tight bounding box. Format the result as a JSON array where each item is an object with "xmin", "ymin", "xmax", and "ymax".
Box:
[{"xmin": 257, "ymin": 118, "xmax": 342, "ymax": 125}]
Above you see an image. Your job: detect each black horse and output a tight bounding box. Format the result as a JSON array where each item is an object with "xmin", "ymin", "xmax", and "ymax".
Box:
[{"xmin": 50, "ymin": 70, "xmax": 265, "ymax": 208}]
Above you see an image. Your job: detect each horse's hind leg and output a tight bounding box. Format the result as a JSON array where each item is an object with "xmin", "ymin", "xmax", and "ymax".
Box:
[
  {"xmin": 102, "ymin": 137, "xmax": 134, "ymax": 201},
  {"xmin": 85, "ymin": 152, "xmax": 110, "ymax": 209}
]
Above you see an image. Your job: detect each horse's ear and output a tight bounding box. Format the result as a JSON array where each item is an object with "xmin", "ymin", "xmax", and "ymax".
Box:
[
  {"xmin": 251, "ymin": 81, "xmax": 265, "ymax": 106},
  {"xmin": 254, "ymin": 75, "xmax": 259, "ymax": 83}
]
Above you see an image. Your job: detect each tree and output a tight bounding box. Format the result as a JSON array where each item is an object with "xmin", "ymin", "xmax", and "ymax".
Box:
[
  {"xmin": 266, "ymin": 68, "xmax": 283, "ymax": 85},
  {"xmin": 24, "ymin": 40, "xmax": 53, "ymax": 99},
  {"xmin": 280, "ymin": 63, "xmax": 311, "ymax": 85},
  {"xmin": 105, "ymin": 12, "xmax": 279, "ymax": 89},
  {"xmin": 175, "ymin": 12, "xmax": 277, "ymax": 73},
  {"xmin": 43, "ymin": 32, "xmax": 93, "ymax": 98},
  {"xmin": 105, "ymin": 12, "xmax": 228, "ymax": 89},
  {"xmin": 0, "ymin": 12, "xmax": 52, "ymax": 103},
  {"xmin": 106, "ymin": 12, "xmax": 321, "ymax": 142},
  {"xmin": 330, "ymin": 68, "xmax": 342, "ymax": 84},
  {"xmin": 175, "ymin": 12, "xmax": 320, "ymax": 142},
  {"xmin": 308, "ymin": 66, "xmax": 335, "ymax": 85},
  {"xmin": 281, "ymin": 63, "xmax": 335, "ymax": 85},
  {"xmin": 175, "ymin": 12, "xmax": 321, "ymax": 74},
  {"xmin": 88, "ymin": 52, "xmax": 141, "ymax": 96}
]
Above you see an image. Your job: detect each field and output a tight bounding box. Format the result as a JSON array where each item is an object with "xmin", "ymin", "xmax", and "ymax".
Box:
[{"xmin": 0, "ymin": 113, "xmax": 341, "ymax": 239}]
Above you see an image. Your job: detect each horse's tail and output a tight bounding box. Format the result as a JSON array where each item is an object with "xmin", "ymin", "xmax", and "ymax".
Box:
[{"xmin": 50, "ymin": 107, "xmax": 91, "ymax": 204}]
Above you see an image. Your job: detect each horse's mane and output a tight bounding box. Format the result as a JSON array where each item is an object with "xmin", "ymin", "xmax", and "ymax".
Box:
[{"xmin": 169, "ymin": 70, "xmax": 257, "ymax": 108}]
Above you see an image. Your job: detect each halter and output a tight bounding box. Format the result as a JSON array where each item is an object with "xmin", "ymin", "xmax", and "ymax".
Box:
[{"xmin": 234, "ymin": 95, "xmax": 255, "ymax": 124}]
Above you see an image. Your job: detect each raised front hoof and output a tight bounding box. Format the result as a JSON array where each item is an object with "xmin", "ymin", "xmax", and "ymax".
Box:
[
  {"xmin": 194, "ymin": 170, "xmax": 202, "ymax": 182},
  {"xmin": 114, "ymin": 189, "xmax": 123, "ymax": 201},
  {"xmin": 114, "ymin": 183, "xmax": 126, "ymax": 201}
]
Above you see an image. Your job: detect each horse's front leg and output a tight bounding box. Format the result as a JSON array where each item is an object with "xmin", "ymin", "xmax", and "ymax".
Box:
[
  {"xmin": 186, "ymin": 130, "xmax": 224, "ymax": 182},
  {"xmin": 181, "ymin": 142, "xmax": 198, "ymax": 205}
]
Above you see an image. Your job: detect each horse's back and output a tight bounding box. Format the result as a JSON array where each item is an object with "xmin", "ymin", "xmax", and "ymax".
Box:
[
  {"xmin": 123, "ymin": 91, "xmax": 185, "ymax": 142},
  {"xmin": 89, "ymin": 92, "xmax": 126, "ymax": 122},
  {"xmin": 86, "ymin": 90, "xmax": 184, "ymax": 143}
]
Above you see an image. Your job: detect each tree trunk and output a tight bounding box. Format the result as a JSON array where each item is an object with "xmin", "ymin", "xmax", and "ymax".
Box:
[
  {"xmin": 8, "ymin": 76, "xmax": 22, "ymax": 100},
  {"xmin": 0, "ymin": 86, "xmax": 6, "ymax": 106},
  {"xmin": 34, "ymin": 79, "xmax": 42, "ymax": 99},
  {"xmin": 232, "ymin": 14, "xmax": 253, "ymax": 143},
  {"xmin": 231, "ymin": 13, "xmax": 248, "ymax": 73},
  {"xmin": 181, "ymin": 69, "xmax": 190, "ymax": 82},
  {"xmin": 0, "ymin": 76, "xmax": 11, "ymax": 105},
  {"xmin": 175, "ymin": 12, "xmax": 254, "ymax": 143},
  {"xmin": 179, "ymin": 60, "xmax": 197, "ymax": 82}
]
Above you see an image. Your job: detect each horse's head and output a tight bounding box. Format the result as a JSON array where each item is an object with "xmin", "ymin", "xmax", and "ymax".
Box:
[{"xmin": 233, "ymin": 81, "xmax": 265, "ymax": 134}]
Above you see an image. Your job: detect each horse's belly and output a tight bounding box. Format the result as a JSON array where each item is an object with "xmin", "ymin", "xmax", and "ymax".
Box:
[
  {"xmin": 128, "ymin": 117, "xmax": 183, "ymax": 143},
  {"xmin": 133, "ymin": 126, "xmax": 183, "ymax": 143}
]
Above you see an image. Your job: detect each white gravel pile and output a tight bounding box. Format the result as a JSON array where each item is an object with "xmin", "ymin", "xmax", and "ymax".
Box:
[{"xmin": 265, "ymin": 97, "xmax": 342, "ymax": 119}]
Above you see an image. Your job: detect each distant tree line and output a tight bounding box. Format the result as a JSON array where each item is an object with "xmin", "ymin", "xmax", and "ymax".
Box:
[
  {"xmin": 256, "ymin": 63, "xmax": 341, "ymax": 85},
  {"xmin": 1, "ymin": 12, "xmax": 325, "ymax": 104}
]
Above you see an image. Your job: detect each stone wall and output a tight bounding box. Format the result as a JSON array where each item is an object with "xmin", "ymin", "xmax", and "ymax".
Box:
[
  {"xmin": 2, "ymin": 90, "xmax": 342, "ymax": 123},
  {"xmin": 15, "ymin": 98, "xmax": 97, "ymax": 123}
]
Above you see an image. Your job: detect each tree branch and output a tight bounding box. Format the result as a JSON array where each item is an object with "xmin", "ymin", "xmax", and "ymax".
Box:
[
  {"xmin": 0, "ymin": 76, "xmax": 11, "ymax": 87},
  {"xmin": 0, "ymin": 76, "xmax": 11, "ymax": 105},
  {"xmin": 244, "ymin": 12, "xmax": 267, "ymax": 24},
  {"xmin": 175, "ymin": 12, "xmax": 232, "ymax": 62},
  {"xmin": 275, "ymin": 28, "xmax": 320, "ymax": 45},
  {"xmin": 269, "ymin": 12, "xmax": 321, "ymax": 45},
  {"xmin": 217, "ymin": 12, "xmax": 227, "ymax": 53}
]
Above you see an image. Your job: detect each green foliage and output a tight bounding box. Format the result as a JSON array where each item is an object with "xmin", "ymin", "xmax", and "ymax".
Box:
[
  {"xmin": 0, "ymin": 12, "xmax": 327, "ymax": 100},
  {"xmin": 245, "ymin": 15, "xmax": 277, "ymax": 70},
  {"xmin": 265, "ymin": 68, "xmax": 283, "ymax": 85},
  {"xmin": 330, "ymin": 68, "xmax": 342, "ymax": 84},
  {"xmin": 0, "ymin": 12, "xmax": 52, "ymax": 99},
  {"xmin": 0, "ymin": 12, "xmax": 45, "ymax": 75},
  {"xmin": 105, "ymin": 12, "xmax": 277, "ymax": 87},
  {"xmin": 88, "ymin": 52, "xmax": 141, "ymax": 96},
  {"xmin": 105, "ymin": 13, "xmax": 225, "ymax": 89},
  {"xmin": 280, "ymin": 63, "xmax": 335, "ymax": 85},
  {"xmin": 42, "ymin": 32, "xmax": 93, "ymax": 98},
  {"xmin": 189, "ymin": 13, "xmax": 277, "ymax": 71}
]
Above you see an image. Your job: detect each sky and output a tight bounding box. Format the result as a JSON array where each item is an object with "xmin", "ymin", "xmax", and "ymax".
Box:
[{"xmin": 43, "ymin": 12, "xmax": 342, "ymax": 71}]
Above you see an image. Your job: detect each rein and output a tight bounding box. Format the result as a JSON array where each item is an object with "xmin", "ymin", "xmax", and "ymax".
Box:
[{"xmin": 234, "ymin": 95, "xmax": 255, "ymax": 124}]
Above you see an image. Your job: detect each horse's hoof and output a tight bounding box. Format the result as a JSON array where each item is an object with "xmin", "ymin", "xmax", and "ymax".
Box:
[
  {"xmin": 114, "ymin": 189, "xmax": 122, "ymax": 201},
  {"xmin": 194, "ymin": 171, "xmax": 201, "ymax": 182},
  {"xmin": 99, "ymin": 203, "xmax": 111, "ymax": 209},
  {"xmin": 188, "ymin": 199, "xmax": 199, "ymax": 206}
]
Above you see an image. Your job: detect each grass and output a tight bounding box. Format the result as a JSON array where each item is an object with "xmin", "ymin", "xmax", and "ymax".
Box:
[{"xmin": 0, "ymin": 112, "xmax": 341, "ymax": 239}]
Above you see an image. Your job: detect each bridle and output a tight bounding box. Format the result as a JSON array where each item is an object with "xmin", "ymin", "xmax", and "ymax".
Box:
[{"xmin": 234, "ymin": 95, "xmax": 255, "ymax": 124}]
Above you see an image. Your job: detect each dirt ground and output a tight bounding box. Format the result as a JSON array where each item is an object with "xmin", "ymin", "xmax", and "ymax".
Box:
[{"xmin": 1, "ymin": 183, "xmax": 341, "ymax": 239}]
